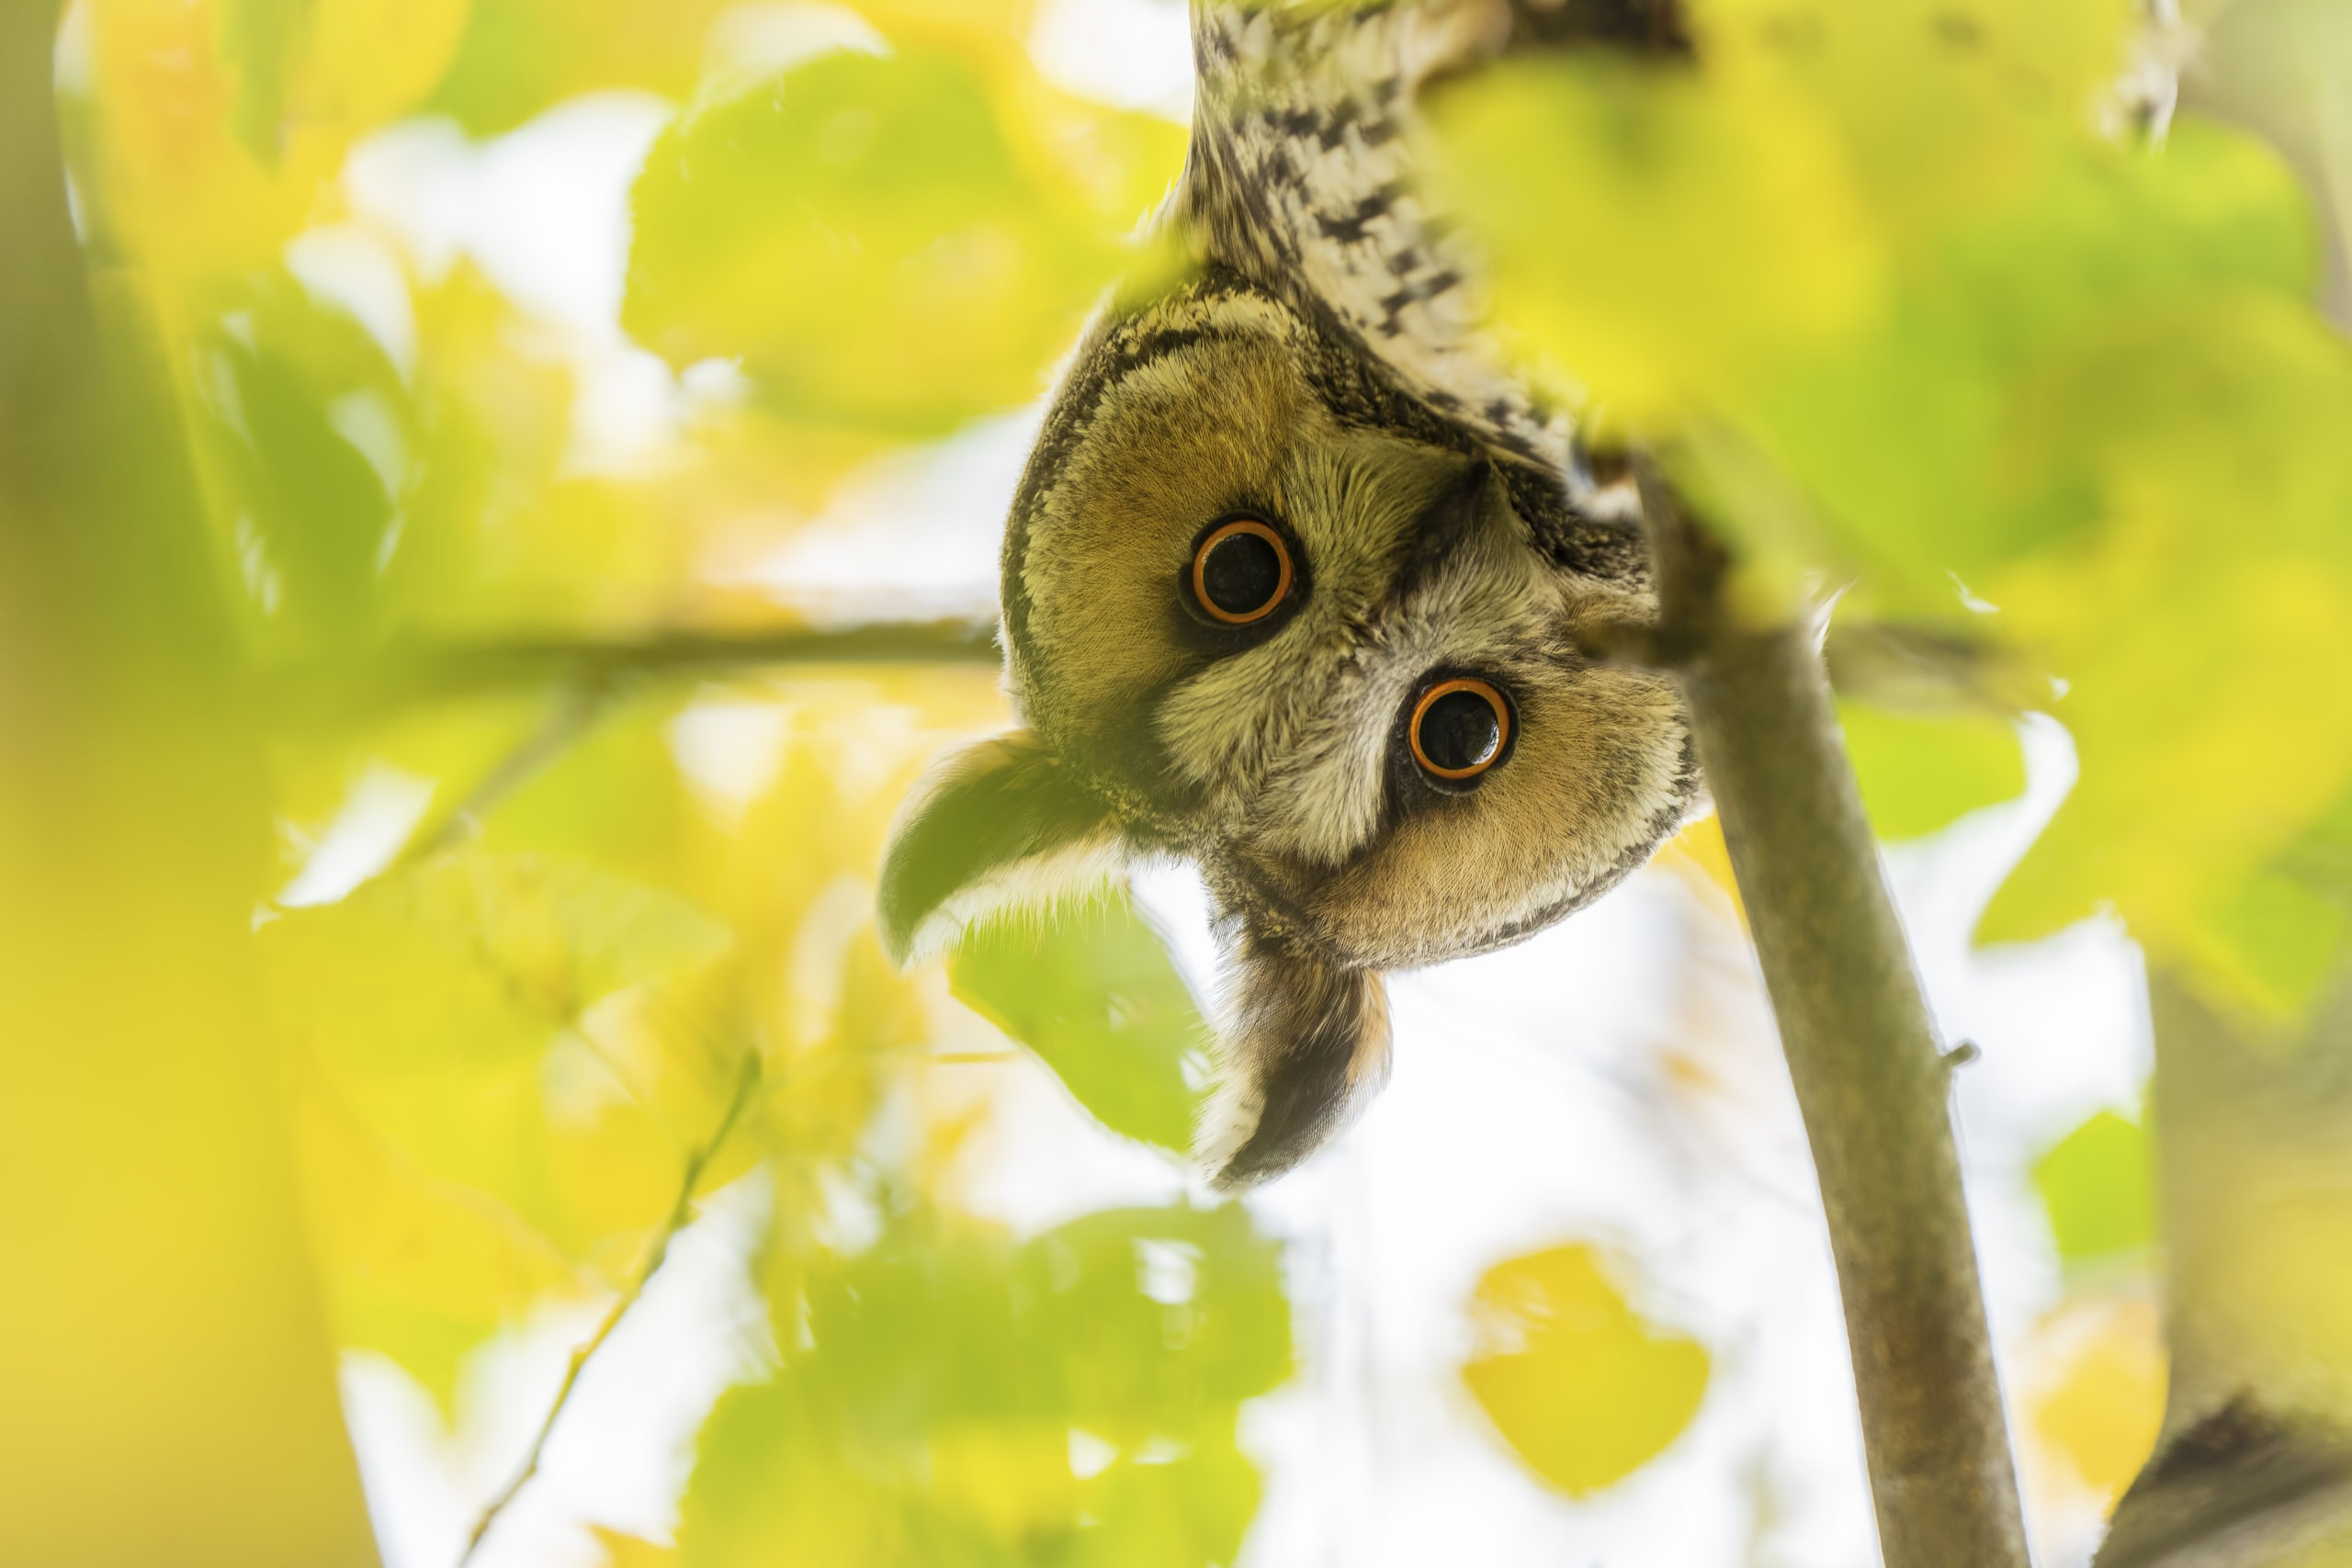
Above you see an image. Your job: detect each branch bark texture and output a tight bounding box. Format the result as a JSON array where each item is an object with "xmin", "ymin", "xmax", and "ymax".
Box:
[
  {"xmin": 1638, "ymin": 463, "xmax": 2030, "ymax": 1568},
  {"xmin": 264, "ymin": 619, "xmax": 1003, "ymax": 728}
]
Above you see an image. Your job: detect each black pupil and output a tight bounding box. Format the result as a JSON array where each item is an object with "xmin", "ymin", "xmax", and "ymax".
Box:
[
  {"xmin": 1202, "ymin": 530, "xmax": 1283, "ymax": 616},
  {"xmin": 1420, "ymin": 690, "xmax": 1500, "ymax": 773}
]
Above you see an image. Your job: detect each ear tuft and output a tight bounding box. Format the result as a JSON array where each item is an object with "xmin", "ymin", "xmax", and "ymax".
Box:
[
  {"xmin": 876, "ymin": 730, "xmax": 1125, "ymax": 967},
  {"xmin": 1196, "ymin": 940, "xmax": 1390, "ymax": 1190}
]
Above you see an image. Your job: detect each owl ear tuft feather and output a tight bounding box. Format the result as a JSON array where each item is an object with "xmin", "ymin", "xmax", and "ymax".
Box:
[
  {"xmin": 876, "ymin": 730, "xmax": 1125, "ymax": 967},
  {"xmin": 1197, "ymin": 942, "xmax": 1391, "ymax": 1190}
]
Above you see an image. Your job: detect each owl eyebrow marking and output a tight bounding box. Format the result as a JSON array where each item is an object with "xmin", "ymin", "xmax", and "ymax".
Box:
[{"xmin": 1388, "ymin": 460, "xmax": 1507, "ymax": 609}]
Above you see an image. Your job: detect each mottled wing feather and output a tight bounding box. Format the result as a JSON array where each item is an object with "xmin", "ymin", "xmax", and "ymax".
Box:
[{"xmin": 1182, "ymin": 1, "xmax": 1577, "ymax": 479}]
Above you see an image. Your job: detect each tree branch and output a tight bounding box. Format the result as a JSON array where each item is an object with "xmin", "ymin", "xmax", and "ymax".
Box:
[
  {"xmin": 1, "ymin": 2, "xmax": 381, "ymax": 1561},
  {"xmin": 1635, "ymin": 458, "xmax": 2030, "ymax": 1568},
  {"xmin": 458, "ymin": 1048, "xmax": 763, "ymax": 1567},
  {"xmin": 262, "ymin": 619, "xmax": 1001, "ymax": 728}
]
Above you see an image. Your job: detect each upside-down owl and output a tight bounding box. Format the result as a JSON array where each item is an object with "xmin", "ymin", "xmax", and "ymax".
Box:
[{"xmin": 879, "ymin": 0, "xmax": 1699, "ymax": 1189}]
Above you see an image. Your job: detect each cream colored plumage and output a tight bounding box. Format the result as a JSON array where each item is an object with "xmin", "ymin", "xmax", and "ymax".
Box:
[{"xmin": 881, "ymin": 0, "xmax": 1697, "ymax": 1189}]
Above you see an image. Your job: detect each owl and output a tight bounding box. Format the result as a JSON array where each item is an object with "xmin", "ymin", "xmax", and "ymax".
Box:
[{"xmin": 879, "ymin": 0, "xmax": 1699, "ymax": 1189}]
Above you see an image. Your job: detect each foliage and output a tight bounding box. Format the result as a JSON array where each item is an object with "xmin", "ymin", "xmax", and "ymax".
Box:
[
  {"xmin": 1838, "ymin": 700, "xmax": 2026, "ymax": 840},
  {"xmin": 1462, "ymin": 1246, "xmax": 1712, "ymax": 1497},
  {"xmin": 1433, "ymin": 0, "xmax": 2352, "ymax": 1021},
  {"xmin": 950, "ymin": 896, "xmax": 1212, "ymax": 1156},
  {"xmin": 2033, "ymin": 1109, "xmax": 2156, "ymax": 1268},
  {"xmin": 40, "ymin": 0, "xmax": 2333, "ymax": 1558},
  {"xmin": 682, "ymin": 1204, "xmax": 1289, "ymax": 1567},
  {"xmin": 627, "ymin": 46, "xmax": 1180, "ymax": 434}
]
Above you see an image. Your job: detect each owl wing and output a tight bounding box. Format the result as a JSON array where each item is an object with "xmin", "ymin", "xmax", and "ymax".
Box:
[{"xmin": 1182, "ymin": 1, "xmax": 1571, "ymax": 474}]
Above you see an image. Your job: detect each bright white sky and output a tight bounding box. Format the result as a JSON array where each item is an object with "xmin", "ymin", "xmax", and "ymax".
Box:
[{"xmin": 303, "ymin": 6, "xmax": 2154, "ymax": 1565}]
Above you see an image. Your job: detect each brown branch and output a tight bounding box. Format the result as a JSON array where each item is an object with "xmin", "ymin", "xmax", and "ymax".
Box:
[
  {"xmin": 260, "ymin": 619, "xmax": 1001, "ymax": 728},
  {"xmin": 1635, "ymin": 458, "xmax": 2030, "ymax": 1568},
  {"xmin": 457, "ymin": 1049, "xmax": 763, "ymax": 1568}
]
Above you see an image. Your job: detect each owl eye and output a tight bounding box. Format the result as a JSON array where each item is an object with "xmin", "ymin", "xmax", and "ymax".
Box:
[
  {"xmin": 1409, "ymin": 678, "xmax": 1512, "ymax": 782},
  {"xmin": 1191, "ymin": 517, "xmax": 1294, "ymax": 625}
]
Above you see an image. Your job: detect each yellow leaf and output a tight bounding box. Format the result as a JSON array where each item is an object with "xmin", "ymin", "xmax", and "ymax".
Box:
[
  {"xmin": 1432, "ymin": 51, "xmax": 1882, "ymax": 421},
  {"xmin": 927, "ymin": 1422, "xmax": 1081, "ymax": 1540},
  {"xmin": 294, "ymin": 1088, "xmax": 584, "ymax": 1404},
  {"xmin": 1462, "ymin": 1245, "xmax": 1711, "ymax": 1497},
  {"xmin": 593, "ymin": 1527, "xmax": 677, "ymax": 1567},
  {"xmin": 2027, "ymin": 1294, "xmax": 2166, "ymax": 1505},
  {"xmin": 300, "ymin": 0, "xmax": 474, "ymax": 132},
  {"xmin": 1661, "ymin": 812, "xmax": 1745, "ymax": 925}
]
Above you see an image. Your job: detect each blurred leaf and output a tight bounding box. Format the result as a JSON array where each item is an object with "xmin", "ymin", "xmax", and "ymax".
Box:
[
  {"xmin": 1838, "ymin": 701, "xmax": 2025, "ymax": 840},
  {"xmin": 269, "ymin": 847, "xmax": 730, "ymax": 1058},
  {"xmin": 1463, "ymin": 1245, "xmax": 1710, "ymax": 1498},
  {"xmin": 950, "ymin": 894, "xmax": 1210, "ymax": 1156},
  {"xmin": 188, "ymin": 271, "xmax": 416, "ymax": 660},
  {"xmin": 626, "ymin": 48, "xmax": 1162, "ymax": 434},
  {"xmin": 424, "ymin": 0, "xmax": 729, "ymax": 136},
  {"xmin": 1433, "ymin": 51, "xmax": 1882, "ymax": 423},
  {"xmin": 2032, "ymin": 1110, "xmax": 2155, "ymax": 1266},
  {"xmin": 680, "ymin": 1203, "xmax": 1290, "ymax": 1567},
  {"xmin": 294, "ymin": 1088, "xmax": 583, "ymax": 1408},
  {"xmin": 220, "ymin": 0, "xmax": 313, "ymax": 161},
  {"xmin": 1438, "ymin": 0, "xmax": 2352, "ymax": 1016},
  {"xmin": 594, "ymin": 1529, "xmax": 679, "ymax": 1568},
  {"xmin": 1660, "ymin": 813, "xmax": 1746, "ymax": 924},
  {"xmin": 268, "ymin": 846, "xmax": 738, "ymax": 1281},
  {"xmin": 2028, "ymin": 1295, "xmax": 2165, "ymax": 1503},
  {"xmin": 85, "ymin": 0, "xmax": 347, "ymax": 280},
  {"xmin": 301, "ymin": 0, "xmax": 477, "ymax": 137},
  {"xmin": 2178, "ymin": 870, "xmax": 2351, "ymax": 1033},
  {"xmin": 220, "ymin": 0, "xmax": 473, "ymax": 161},
  {"xmin": 1978, "ymin": 295, "xmax": 2352, "ymax": 1017}
]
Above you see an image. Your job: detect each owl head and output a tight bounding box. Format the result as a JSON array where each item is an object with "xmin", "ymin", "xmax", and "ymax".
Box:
[{"xmin": 878, "ymin": 267, "xmax": 1694, "ymax": 1189}]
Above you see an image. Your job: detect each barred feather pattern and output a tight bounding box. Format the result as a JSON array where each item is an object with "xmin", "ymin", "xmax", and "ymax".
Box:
[{"xmin": 1180, "ymin": 2, "xmax": 1580, "ymax": 482}]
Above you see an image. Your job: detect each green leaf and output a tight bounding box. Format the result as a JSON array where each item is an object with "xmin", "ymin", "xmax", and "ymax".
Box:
[
  {"xmin": 949, "ymin": 893, "xmax": 1210, "ymax": 1156},
  {"xmin": 679, "ymin": 1203, "xmax": 1290, "ymax": 1567},
  {"xmin": 1430, "ymin": 49, "xmax": 1883, "ymax": 423},
  {"xmin": 1438, "ymin": 4, "xmax": 2352, "ymax": 1013},
  {"xmin": 423, "ymin": 0, "xmax": 724, "ymax": 135},
  {"xmin": 1838, "ymin": 701, "xmax": 2026, "ymax": 840},
  {"xmin": 1462, "ymin": 1244, "xmax": 1710, "ymax": 1498},
  {"xmin": 267, "ymin": 847, "xmax": 734, "ymax": 1274},
  {"xmin": 624, "ymin": 48, "xmax": 1143, "ymax": 435},
  {"xmin": 1977, "ymin": 294, "xmax": 2352, "ymax": 1010},
  {"xmin": 2032, "ymin": 1110, "xmax": 2155, "ymax": 1265},
  {"xmin": 1742, "ymin": 118, "xmax": 2317, "ymax": 614},
  {"xmin": 269, "ymin": 848, "xmax": 731, "ymax": 1062},
  {"xmin": 190, "ymin": 272, "xmax": 415, "ymax": 660},
  {"xmin": 218, "ymin": 0, "xmax": 316, "ymax": 162}
]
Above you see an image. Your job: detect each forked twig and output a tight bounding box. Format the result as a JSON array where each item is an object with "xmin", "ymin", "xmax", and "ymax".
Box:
[{"xmin": 457, "ymin": 1049, "xmax": 763, "ymax": 1567}]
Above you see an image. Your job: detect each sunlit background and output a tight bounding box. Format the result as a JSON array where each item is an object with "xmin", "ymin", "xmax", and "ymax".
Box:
[{"xmin": 28, "ymin": 0, "xmax": 2194, "ymax": 1563}]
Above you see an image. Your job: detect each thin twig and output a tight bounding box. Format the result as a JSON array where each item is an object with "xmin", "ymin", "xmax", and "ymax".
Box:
[
  {"xmin": 401, "ymin": 681, "xmax": 610, "ymax": 870},
  {"xmin": 457, "ymin": 1049, "xmax": 763, "ymax": 1567},
  {"xmin": 1636, "ymin": 457, "xmax": 2030, "ymax": 1568}
]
